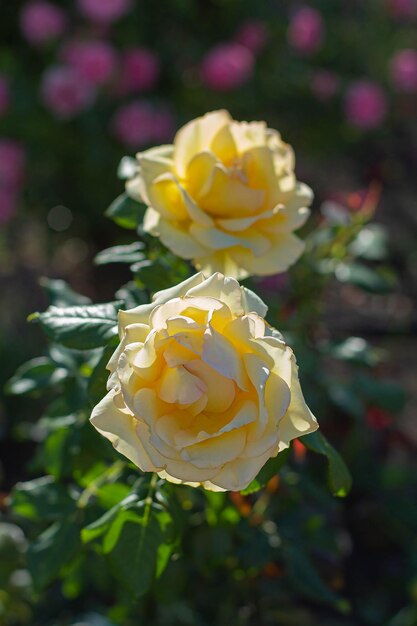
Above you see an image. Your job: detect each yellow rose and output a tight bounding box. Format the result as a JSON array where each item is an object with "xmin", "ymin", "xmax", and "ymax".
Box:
[
  {"xmin": 127, "ymin": 110, "xmax": 313, "ymax": 279},
  {"xmin": 90, "ymin": 273, "xmax": 318, "ymax": 491}
]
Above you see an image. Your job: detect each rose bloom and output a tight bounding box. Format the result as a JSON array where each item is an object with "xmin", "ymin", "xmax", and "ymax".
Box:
[
  {"xmin": 119, "ymin": 48, "xmax": 160, "ymax": 93},
  {"xmin": 77, "ymin": 0, "xmax": 132, "ymax": 23},
  {"xmin": 0, "ymin": 140, "xmax": 25, "ymax": 188},
  {"xmin": 111, "ymin": 101, "xmax": 154, "ymax": 148},
  {"xmin": 91, "ymin": 273, "xmax": 318, "ymax": 491},
  {"xmin": 0, "ymin": 188, "xmax": 17, "ymax": 224},
  {"xmin": 311, "ymin": 70, "xmax": 339, "ymax": 101},
  {"xmin": 127, "ymin": 110, "xmax": 313, "ymax": 279},
  {"xmin": 0, "ymin": 75, "xmax": 10, "ymax": 117},
  {"xmin": 61, "ymin": 40, "xmax": 118, "ymax": 86},
  {"xmin": 390, "ymin": 49, "xmax": 417, "ymax": 92},
  {"xmin": 288, "ymin": 6, "xmax": 324, "ymax": 55},
  {"xmin": 201, "ymin": 43, "xmax": 254, "ymax": 91},
  {"xmin": 234, "ymin": 20, "xmax": 268, "ymax": 55},
  {"xmin": 388, "ymin": 0, "xmax": 417, "ymax": 18},
  {"xmin": 344, "ymin": 80, "xmax": 387, "ymax": 130},
  {"xmin": 20, "ymin": 1, "xmax": 67, "ymax": 45},
  {"xmin": 41, "ymin": 66, "xmax": 95, "ymax": 119}
]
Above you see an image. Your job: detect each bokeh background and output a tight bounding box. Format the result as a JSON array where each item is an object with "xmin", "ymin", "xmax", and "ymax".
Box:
[{"xmin": 1, "ymin": 1, "xmax": 417, "ymax": 625}]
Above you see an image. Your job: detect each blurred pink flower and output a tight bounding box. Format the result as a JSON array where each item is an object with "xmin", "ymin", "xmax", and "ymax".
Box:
[
  {"xmin": 77, "ymin": 0, "xmax": 132, "ymax": 24},
  {"xmin": 345, "ymin": 80, "xmax": 388, "ymax": 130},
  {"xmin": 234, "ymin": 20, "xmax": 268, "ymax": 55},
  {"xmin": 0, "ymin": 140, "xmax": 26, "ymax": 188},
  {"xmin": 390, "ymin": 49, "xmax": 417, "ymax": 92},
  {"xmin": 61, "ymin": 40, "xmax": 118, "ymax": 86},
  {"xmin": 20, "ymin": 1, "xmax": 67, "ymax": 45},
  {"xmin": 0, "ymin": 75, "xmax": 10, "ymax": 117},
  {"xmin": 388, "ymin": 0, "xmax": 417, "ymax": 18},
  {"xmin": 150, "ymin": 108, "xmax": 175, "ymax": 143},
  {"xmin": 288, "ymin": 6, "xmax": 324, "ymax": 55},
  {"xmin": 0, "ymin": 188, "xmax": 18, "ymax": 224},
  {"xmin": 201, "ymin": 43, "xmax": 254, "ymax": 91},
  {"xmin": 119, "ymin": 48, "xmax": 160, "ymax": 93},
  {"xmin": 258, "ymin": 273, "xmax": 289, "ymax": 293},
  {"xmin": 311, "ymin": 69, "xmax": 339, "ymax": 101},
  {"xmin": 41, "ymin": 66, "xmax": 95, "ymax": 119},
  {"xmin": 111, "ymin": 101, "xmax": 154, "ymax": 148}
]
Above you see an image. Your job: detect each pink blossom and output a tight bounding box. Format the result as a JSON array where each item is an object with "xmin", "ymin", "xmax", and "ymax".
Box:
[
  {"xmin": 388, "ymin": 0, "xmax": 417, "ymax": 18},
  {"xmin": 20, "ymin": 1, "xmax": 67, "ymax": 45},
  {"xmin": 288, "ymin": 6, "xmax": 324, "ymax": 55},
  {"xmin": 77, "ymin": 0, "xmax": 132, "ymax": 24},
  {"xmin": 201, "ymin": 43, "xmax": 254, "ymax": 91},
  {"xmin": 61, "ymin": 40, "xmax": 118, "ymax": 86},
  {"xmin": 119, "ymin": 48, "xmax": 160, "ymax": 93},
  {"xmin": 311, "ymin": 69, "xmax": 339, "ymax": 101},
  {"xmin": 150, "ymin": 108, "xmax": 175, "ymax": 143},
  {"xmin": 41, "ymin": 66, "xmax": 95, "ymax": 119},
  {"xmin": 0, "ymin": 140, "xmax": 26, "ymax": 188},
  {"xmin": 0, "ymin": 75, "xmax": 10, "ymax": 117},
  {"xmin": 111, "ymin": 101, "xmax": 154, "ymax": 148},
  {"xmin": 345, "ymin": 80, "xmax": 388, "ymax": 130},
  {"xmin": 234, "ymin": 20, "xmax": 268, "ymax": 55},
  {"xmin": 0, "ymin": 188, "xmax": 18, "ymax": 224},
  {"xmin": 390, "ymin": 49, "xmax": 417, "ymax": 92}
]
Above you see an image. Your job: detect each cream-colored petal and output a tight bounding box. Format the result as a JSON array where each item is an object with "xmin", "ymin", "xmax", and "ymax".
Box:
[
  {"xmin": 157, "ymin": 219, "xmax": 210, "ymax": 260},
  {"xmin": 153, "ymin": 273, "xmax": 205, "ymax": 304},
  {"xmin": 208, "ymin": 448, "xmax": 273, "ymax": 491},
  {"xmin": 186, "ymin": 272, "xmax": 244, "ymax": 316},
  {"xmin": 185, "ymin": 359, "xmax": 235, "ymax": 413},
  {"xmin": 230, "ymin": 120, "xmax": 267, "ymax": 153},
  {"xmin": 233, "ymin": 233, "xmax": 305, "ymax": 276},
  {"xmin": 194, "ymin": 250, "xmax": 246, "ymax": 280},
  {"xmin": 174, "ymin": 110, "xmax": 231, "ymax": 177},
  {"xmin": 198, "ymin": 165, "xmax": 265, "ymax": 217},
  {"xmin": 278, "ymin": 355, "xmax": 318, "ymax": 448},
  {"xmin": 90, "ymin": 390, "xmax": 155, "ymax": 471},
  {"xmin": 241, "ymin": 286, "xmax": 268, "ymax": 317},
  {"xmin": 158, "ymin": 365, "xmax": 207, "ymax": 405},
  {"xmin": 202, "ymin": 324, "xmax": 248, "ymax": 390},
  {"xmin": 181, "ymin": 428, "xmax": 246, "ymax": 469}
]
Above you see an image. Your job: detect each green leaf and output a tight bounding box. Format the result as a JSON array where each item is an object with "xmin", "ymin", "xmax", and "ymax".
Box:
[
  {"xmin": 39, "ymin": 278, "xmax": 91, "ymax": 307},
  {"xmin": 81, "ymin": 494, "xmax": 139, "ymax": 544},
  {"xmin": 94, "ymin": 242, "xmax": 145, "ymax": 266},
  {"xmin": 5, "ymin": 357, "xmax": 67, "ymax": 396},
  {"xmin": 11, "ymin": 476, "xmax": 75, "ymax": 521},
  {"xmin": 87, "ymin": 337, "xmax": 119, "ymax": 405},
  {"xmin": 302, "ymin": 431, "xmax": 352, "ymax": 497},
  {"xmin": 105, "ymin": 193, "xmax": 146, "ymax": 230},
  {"xmin": 43, "ymin": 428, "xmax": 76, "ymax": 479},
  {"xmin": 107, "ymin": 511, "xmax": 165, "ymax": 597},
  {"xmin": 282, "ymin": 544, "xmax": 347, "ymax": 610},
  {"xmin": 27, "ymin": 518, "xmax": 81, "ymax": 591},
  {"xmin": 133, "ymin": 257, "xmax": 189, "ymax": 293},
  {"xmin": 349, "ymin": 224, "xmax": 389, "ymax": 261},
  {"xmin": 240, "ymin": 448, "xmax": 290, "ymax": 495},
  {"xmin": 335, "ymin": 262, "xmax": 394, "ymax": 293},
  {"xmin": 353, "ymin": 374, "xmax": 407, "ymax": 413},
  {"xmin": 328, "ymin": 337, "xmax": 385, "ymax": 368},
  {"xmin": 31, "ymin": 302, "xmax": 121, "ymax": 350}
]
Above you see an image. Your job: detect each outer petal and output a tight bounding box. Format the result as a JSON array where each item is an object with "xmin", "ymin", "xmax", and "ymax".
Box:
[
  {"xmin": 174, "ymin": 110, "xmax": 231, "ymax": 177},
  {"xmin": 90, "ymin": 390, "xmax": 156, "ymax": 472},
  {"xmin": 277, "ymin": 355, "xmax": 318, "ymax": 450},
  {"xmin": 233, "ymin": 233, "xmax": 305, "ymax": 276}
]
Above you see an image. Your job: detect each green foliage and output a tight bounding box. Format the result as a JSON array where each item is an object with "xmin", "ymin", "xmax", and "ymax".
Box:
[
  {"xmin": 302, "ymin": 432, "xmax": 352, "ymax": 498},
  {"xmin": 29, "ymin": 302, "xmax": 121, "ymax": 350},
  {"xmin": 240, "ymin": 448, "xmax": 290, "ymax": 495},
  {"xmin": 105, "ymin": 193, "xmax": 146, "ymax": 230}
]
